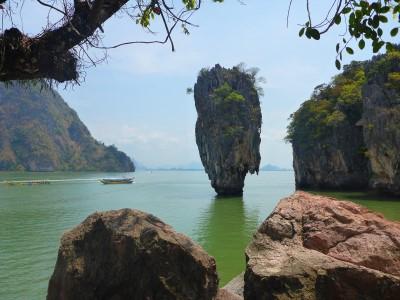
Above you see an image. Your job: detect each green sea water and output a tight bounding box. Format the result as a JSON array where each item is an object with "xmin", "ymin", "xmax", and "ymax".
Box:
[
  {"xmin": 310, "ymin": 190, "xmax": 400, "ymax": 222},
  {"xmin": 1, "ymin": 171, "xmax": 400, "ymax": 300},
  {"xmin": 0, "ymin": 170, "xmax": 294, "ymax": 299}
]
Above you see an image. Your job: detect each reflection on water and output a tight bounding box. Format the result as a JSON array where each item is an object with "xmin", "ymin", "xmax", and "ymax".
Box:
[
  {"xmin": 195, "ymin": 196, "xmax": 259, "ymax": 285},
  {"xmin": 0, "ymin": 170, "xmax": 295, "ymax": 299}
]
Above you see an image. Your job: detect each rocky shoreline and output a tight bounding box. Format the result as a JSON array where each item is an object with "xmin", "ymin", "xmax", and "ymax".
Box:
[{"xmin": 47, "ymin": 191, "xmax": 400, "ymax": 299}]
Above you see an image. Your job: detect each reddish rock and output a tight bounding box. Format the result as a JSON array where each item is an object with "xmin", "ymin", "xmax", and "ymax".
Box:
[
  {"xmin": 216, "ymin": 289, "xmax": 243, "ymax": 300},
  {"xmin": 47, "ymin": 209, "xmax": 219, "ymax": 300},
  {"xmin": 245, "ymin": 191, "xmax": 400, "ymax": 300}
]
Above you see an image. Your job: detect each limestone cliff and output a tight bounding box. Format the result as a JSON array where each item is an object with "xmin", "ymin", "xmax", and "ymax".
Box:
[
  {"xmin": 194, "ymin": 64, "xmax": 262, "ymax": 195},
  {"xmin": 288, "ymin": 49, "xmax": 400, "ymax": 195},
  {"xmin": 362, "ymin": 51, "xmax": 400, "ymax": 194},
  {"xmin": 0, "ymin": 82, "xmax": 134, "ymax": 172}
]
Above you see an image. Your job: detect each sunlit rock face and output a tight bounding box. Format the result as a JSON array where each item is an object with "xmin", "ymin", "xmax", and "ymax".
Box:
[
  {"xmin": 194, "ymin": 64, "xmax": 262, "ymax": 196},
  {"xmin": 361, "ymin": 54, "xmax": 400, "ymax": 195},
  {"xmin": 288, "ymin": 49, "xmax": 400, "ymax": 195},
  {"xmin": 245, "ymin": 192, "xmax": 400, "ymax": 299}
]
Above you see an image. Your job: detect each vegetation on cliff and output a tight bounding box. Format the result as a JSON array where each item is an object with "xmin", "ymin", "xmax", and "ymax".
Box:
[
  {"xmin": 287, "ymin": 48, "xmax": 400, "ymax": 147},
  {"xmin": 286, "ymin": 62, "xmax": 366, "ymax": 147},
  {"xmin": 0, "ymin": 82, "xmax": 134, "ymax": 172},
  {"xmin": 194, "ymin": 64, "xmax": 263, "ymax": 195},
  {"xmin": 287, "ymin": 48, "xmax": 400, "ymax": 193}
]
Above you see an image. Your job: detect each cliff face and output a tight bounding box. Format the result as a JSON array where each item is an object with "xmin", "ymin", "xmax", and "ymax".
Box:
[
  {"xmin": 194, "ymin": 64, "xmax": 262, "ymax": 195},
  {"xmin": 292, "ymin": 122, "xmax": 368, "ymax": 189},
  {"xmin": 288, "ymin": 49, "xmax": 400, "ymax": 195},
  {"xmin": 362, "ymin": 51, "xmax": 400, "ymax": 194},
  {"xmin": 0, "ymin": 82, "xmax": 134, "ymax": 172}
]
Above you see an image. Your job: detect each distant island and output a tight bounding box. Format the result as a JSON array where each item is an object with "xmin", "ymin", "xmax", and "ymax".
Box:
[
  {"xmin": 0, "ymin": 82, "xmax": 134, "ymax": 172},
  {"xmin": 135, "ymin": 161, "xmax": 204, "ymax": 171},
  {"xmin": 260, "ymin": 164, "xmax": 292, "ymax": 171},
  {"xmin": 135, "ymin": 161, "xmax": 291, "ymax": 172}
]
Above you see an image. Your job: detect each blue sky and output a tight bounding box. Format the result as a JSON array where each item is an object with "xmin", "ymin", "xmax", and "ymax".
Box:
[{"xmin": 19, "ymin": 0, "xmax": 394, "ymax": 168}]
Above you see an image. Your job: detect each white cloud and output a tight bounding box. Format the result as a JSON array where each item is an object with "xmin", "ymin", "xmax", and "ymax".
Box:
[{"xmin": 89, "ymin": 124, "xmax": 199, "ymax": 167}]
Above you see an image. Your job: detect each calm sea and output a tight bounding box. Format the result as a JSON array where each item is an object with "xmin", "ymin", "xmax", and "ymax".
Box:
[{"xmin": 1, "ymin": 170, "xmax": 399, "ymax": 299}]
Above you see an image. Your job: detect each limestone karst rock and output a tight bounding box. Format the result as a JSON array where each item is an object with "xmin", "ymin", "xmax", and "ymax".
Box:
[
  {"xmin": 361, "ymin": 51, "xmax": 400, "ymax": 195},
  {"xmin": 194, "ymin": 64, "xmax": 262, "ymax": 195},
  {"xmin": 288, "ymin": 49, "xmax": 400, "ymax": 195},
  {"xmin": 0, "ymin": 82, "xmax": 134, "ymax": 171},
  {"xmin": 47, "ymin": 209, "xmax": 219, "ymax": 300},
  {"xmin": 245, "ymin": 191, "xmax": 400, "ymax": 299}
]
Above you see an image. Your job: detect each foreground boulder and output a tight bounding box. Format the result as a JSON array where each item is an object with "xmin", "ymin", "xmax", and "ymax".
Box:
[
  {"xmin": 47, "ymin": 209, "xmax": 219, "ymax": 300},
  {"xmin": 194, "ymin": 64, "xmax": 262, "ymax": 195},
  {"xmin": 245, "ymin": 191, "xmax": 400, "ymax": 299}
]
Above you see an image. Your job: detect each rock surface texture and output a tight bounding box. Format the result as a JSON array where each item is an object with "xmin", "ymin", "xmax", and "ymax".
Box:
[
  {"xmin": 194, "ymin": 64, "xmax": 262, "ymax": 195},
  {"xmin": 362, "ymin": 55, "xmax": 400, "ymax": 195},
  {"xmin": 288, "ymin": 49, "xmax": 400, "ymax": 194},
  {"xmin": 292, "ymin": 122, "xmax": 368, "ymax": 190},
  {"xmin": 47, "ymin": 209, "xmax": 219, "ymax": 300},
  {"xmin": 245, "ymin": 191, "xmax": 400, "ymax": 300}
]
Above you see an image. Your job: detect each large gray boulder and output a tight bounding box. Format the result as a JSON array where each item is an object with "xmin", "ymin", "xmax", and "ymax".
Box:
[{"xmin": 47, "ymin": 209, "xmax": 219, "ymax": 300}]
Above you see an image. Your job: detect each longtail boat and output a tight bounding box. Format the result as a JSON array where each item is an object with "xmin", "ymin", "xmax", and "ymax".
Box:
[{"xmin": 100, "ymin": 178, "xmax": 134, "ymax": 184}]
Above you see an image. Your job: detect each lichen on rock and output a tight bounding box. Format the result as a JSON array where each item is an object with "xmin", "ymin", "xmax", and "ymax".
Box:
[{"xmin": 193, "ymin": 64, "xmax": 262, "ymax": 195}]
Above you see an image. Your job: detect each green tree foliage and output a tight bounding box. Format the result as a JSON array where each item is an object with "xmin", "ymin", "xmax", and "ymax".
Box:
[
  {"xmin": 297, "ymin": 0, "xmax": 400, "ymax": 69},
  {"xmin": 0, "ymin": 82, "xmax": 135, "ymax": 171},
  {"xmin": 4, "ymin": 0, "xmax": 400, "ymax": 82},
  {"xmin": 212, "ymin": 83, "xmax": 246, "ymax": 104},
  {"xmin": 286, "ymin": 48, "xmax": 400, "ymax": 147}
]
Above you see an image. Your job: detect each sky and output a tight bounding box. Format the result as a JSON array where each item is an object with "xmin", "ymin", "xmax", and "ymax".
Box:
[{"xmin": 15, "ymin": 0, "xmax": 395, "ymax": 168}]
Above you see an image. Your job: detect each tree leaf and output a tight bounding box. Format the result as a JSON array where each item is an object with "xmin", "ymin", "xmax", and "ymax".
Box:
[
  {"xmin": 335, "ymin": 59, "xmax": 341, "ymax": 70},
  {"xmin": 378, "ymin": 15, "xmax": 388, "ymax": 23},
  {"xmin": 342, "ymin": 7, "xmax": 352, "ymax": 14},
  {"xmin": 346, "ymin": 47, "xmax": 354, "ymax": 55},
  {"xmin": 358, "ymin": 39, "xmax": 365, "ymax": 49},
  {"xmin": 309, "ymin": 28, "xmax": 320, "ymax": 40}
]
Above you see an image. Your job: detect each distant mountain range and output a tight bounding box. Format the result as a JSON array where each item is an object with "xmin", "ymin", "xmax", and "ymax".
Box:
[
  {"xmin": 0, "ymin": 82, "xmax": 134, "ymax": 172},
  {"xmin": 260, "ymin": 164, "xmax": 292, "ymax": 171},
  {"xmin": 135, "ymin": 161, "xmax": 291, "ymax": 171},
  {"xmin": 135, "ymin": 161, "xmax": 204, "ymax": 171}
]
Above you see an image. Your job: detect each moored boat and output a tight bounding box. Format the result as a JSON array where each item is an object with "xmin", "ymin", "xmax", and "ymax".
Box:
[{"xmin": 100, "ymin": 178, "xmax": 134, "ymax": 184}]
